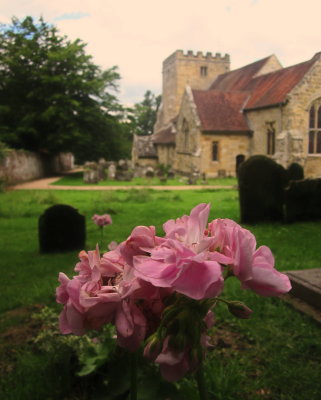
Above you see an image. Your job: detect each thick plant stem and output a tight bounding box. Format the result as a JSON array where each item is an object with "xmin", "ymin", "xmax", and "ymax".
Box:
[
  {"xmin": 130, "ymin": 351, "xmax": 138, "ymax": 400},
  {"xmin": 195, "ymin": 363, "xmax": 208, "ymax": 400}
]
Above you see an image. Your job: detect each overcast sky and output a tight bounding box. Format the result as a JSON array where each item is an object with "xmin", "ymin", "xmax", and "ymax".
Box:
[{"xmin": 1, "ymin": 0, "xmax": 320, "ymax": 105}]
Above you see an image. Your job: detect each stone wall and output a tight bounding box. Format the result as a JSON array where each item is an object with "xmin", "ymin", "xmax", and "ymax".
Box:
[
  {"xmin": 155, "ymin": 144, "xmax": 176, "ymax": 166},
  {"xmin": 200, "ymin": 133, "xmax": 250, "ymax": 177},
  {"xmin": 0, "ymin": 149, "xmax": 74, "ymax": 185},
  {"xmin": 246, "ymin": 107, "xmax": 282, "ymax": 155},
  {"xmin": 281, "ymin": 54, "xmax": 321, "ymax": 177}
]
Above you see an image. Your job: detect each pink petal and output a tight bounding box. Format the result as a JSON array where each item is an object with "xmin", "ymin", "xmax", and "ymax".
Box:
[{"xmin": 173, "ymin": 259, "xmax": 223, "ymax": 300}]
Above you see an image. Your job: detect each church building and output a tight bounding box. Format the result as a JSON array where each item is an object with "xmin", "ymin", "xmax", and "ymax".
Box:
[{"xmin": 132, "ymin": 50, "xmax": 321, "ymax": 178}]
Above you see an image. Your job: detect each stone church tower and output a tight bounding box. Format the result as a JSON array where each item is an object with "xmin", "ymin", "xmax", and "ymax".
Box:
[{"xmin": 154, "ymin": 50, "xmax": 230, "ymax": 132}]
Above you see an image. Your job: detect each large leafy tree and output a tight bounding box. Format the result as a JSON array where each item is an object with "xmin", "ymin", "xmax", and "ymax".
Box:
[
  {"xmin": 0, "ymin": 16, "xmax": 127, "ymax": 161},
  {"xmin": 128, "ymin": 90, "xmax": 161, "ymax": 135}
]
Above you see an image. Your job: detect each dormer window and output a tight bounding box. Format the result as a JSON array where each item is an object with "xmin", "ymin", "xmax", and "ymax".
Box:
[{"xmin": 200, "ymin": 66, "xmax": 207, "ymax": 77}]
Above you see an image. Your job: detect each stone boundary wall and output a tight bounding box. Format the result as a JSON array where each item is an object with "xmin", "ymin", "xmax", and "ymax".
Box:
[{"xmin": 0, "ymin": 149, "xmax": 74, "ymax": 185}]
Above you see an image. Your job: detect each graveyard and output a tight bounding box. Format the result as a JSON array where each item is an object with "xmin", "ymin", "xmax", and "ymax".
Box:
[{"xmin": 0, "ymin": 184, "xmax": 320, "ymax": 400}]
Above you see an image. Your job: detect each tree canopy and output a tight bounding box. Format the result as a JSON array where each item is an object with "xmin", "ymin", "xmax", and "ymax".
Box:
[
  {"xmin": 128, "ymin": 90, "xmax": 161, "ymax": 135},
  {"xmin": 0, "ymin": 16, "xmax": 129, "ymax": 162}
]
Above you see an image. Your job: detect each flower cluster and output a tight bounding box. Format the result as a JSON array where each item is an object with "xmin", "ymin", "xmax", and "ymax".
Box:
[
  {"xmin": 56, "ymin": 203, "xmax": 291, "ymax": 381},
  {"xmin": 92, "ymin": 214, "xmax": 112, "ymax": 227}
]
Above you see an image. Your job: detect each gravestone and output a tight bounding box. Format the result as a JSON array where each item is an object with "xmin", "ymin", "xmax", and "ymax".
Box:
[
  {"xmin": 107, "ymin": 163, "xmax": 116, "ymax": 180},
  {"xmin": 83, "ymin": 161, "xmax": 99, "ymax": 183},
  {"xmin": 286, "ymin": 269, "xmax": 321, "ymax": 310},
  {"xmin": 145, "ymin": 167, "xmax": 155, "ymax": 178},
  {"xmin": 98, "ymin": 158, "xmax": 108, "ymax": 181},
  {"xmin": 39, "ymin": 204, "xmax": 86, "ymax": 252}
]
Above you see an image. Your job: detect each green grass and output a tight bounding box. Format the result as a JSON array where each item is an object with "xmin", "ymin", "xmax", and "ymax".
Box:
[
  {"xmin": 52, "ymin": 171, "xmax": 237, "ymax": 187},
  {"xmin": 0, "ymin": 188, "xmax": 320, "ymax": 399}
]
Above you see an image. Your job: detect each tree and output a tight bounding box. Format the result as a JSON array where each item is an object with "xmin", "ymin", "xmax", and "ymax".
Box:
[
  {"xmin": 0, "ymin": 16, "xmax": 126, "ymax": 161},
  {"xmin": 128, "ymin": 90, "xmax": 161, "ymax": 135}
]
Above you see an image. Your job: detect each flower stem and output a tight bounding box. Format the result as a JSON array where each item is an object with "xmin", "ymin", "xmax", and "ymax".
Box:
[
  {"xmin": 195, "ymin": 363, "xmax": 208, "ymax": 400},
  {"xmin": 130, "ymin": 351, "xmax": 138, "ymax": 400},
  {"xmin": 100, "ymin": 226, "xmax": 104, "ymax": 249}
]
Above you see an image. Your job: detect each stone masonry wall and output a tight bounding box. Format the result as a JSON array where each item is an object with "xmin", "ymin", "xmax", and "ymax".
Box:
[
  {"xmin": 281, "ymin": 55, "xmax": 321, "ymax": 177},
  {"xmin": 156, "ymin": 144, "xmax": 176, "ymax": 166},
  {"xmin": 0, "ymin": 149, "xmax": 74, "ymax": 185},
  {"xmin": 245, "ymin": 107, "xmax": 282, "ymax": 156},
  {"xmin": 200, "ymin": 133, "xmax": 250, "ymax": 177}
]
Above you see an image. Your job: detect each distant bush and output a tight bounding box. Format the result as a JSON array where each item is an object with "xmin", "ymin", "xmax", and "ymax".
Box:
[
  {"xmin": 238, "ymin": 155, "xmax": 288, "ymax": 223},
  {"xmin": 284, "ymin": 179, "xmax": 321, "ymax": 223}
]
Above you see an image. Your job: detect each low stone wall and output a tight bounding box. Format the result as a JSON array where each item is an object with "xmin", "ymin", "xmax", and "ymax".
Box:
[{"xmin": 0, "ymin": 149, "xmax": 74, "ymax": 185}]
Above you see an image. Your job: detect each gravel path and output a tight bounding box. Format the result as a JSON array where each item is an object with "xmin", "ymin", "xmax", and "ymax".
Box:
[{"xmin": 9, "ymin": 174, "xmax": 236, "ymax": 191}]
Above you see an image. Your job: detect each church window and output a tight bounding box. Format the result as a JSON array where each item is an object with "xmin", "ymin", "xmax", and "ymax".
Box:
[
  {"xmin": 212, "ymin": 141, "xmax": 219, "ymax": 161},
  {"xmin": 266, "ymin": 121, "xmax": 275, "ymax": 155},
  {"xmin": 308, "ymin": 102, "xmax": 321, "ymax": 154},
  {"xmin": 200, "ymin": 66, "xmax": 208, "ymax": 77}
]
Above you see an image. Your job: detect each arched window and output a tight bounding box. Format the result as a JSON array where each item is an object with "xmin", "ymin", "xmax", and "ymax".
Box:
[
  {"xmin": 308, "ymin": 101, "xmax": 321, "ymax": 154},
  {"xmin": 266, "ymin": 121, "xmax": 275, "ymax": 155},
  {"xmin": 212, "ymin": 141, "xmax": 219, "ymax": 161}
]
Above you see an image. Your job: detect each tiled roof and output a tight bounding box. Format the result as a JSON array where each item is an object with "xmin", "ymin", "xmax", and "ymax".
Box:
[
  {"xmin": 210, "ymin": 56, "xmax": 273, "ymax": 91},
  {"xmin": 192, "ymin": 90, "xmax": 251, "ymax": 132},
  {"xmin": 210, "ymin": 53, "xmax": 319, "ymax": 111},
  {"xmin": 243, "ymin": 57, "xmax": 317, "ymax": 110},
  {"xmin": 153, "ymin": 126, "xmax": 176, "ymax": 144}
]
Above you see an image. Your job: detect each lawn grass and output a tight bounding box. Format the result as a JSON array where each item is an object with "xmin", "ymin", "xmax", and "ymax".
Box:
[
  {"xmin": 0, "ymin": 188, "xmax": 320, "ymax": 400},
  {"xmin": 52, "ymin": 171, "xmax": 237, "ymax": 187}
]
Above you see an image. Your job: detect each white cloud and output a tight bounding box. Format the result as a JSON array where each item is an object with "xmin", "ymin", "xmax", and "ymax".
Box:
[{"xmin": 0, "ymin": 0, "xmax": 321, "ymax": 104}]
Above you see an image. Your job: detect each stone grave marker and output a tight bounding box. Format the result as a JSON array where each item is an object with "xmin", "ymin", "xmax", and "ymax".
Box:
[
  {"xmin": 286, "ymin": 269, "xmax": 321, "ymax": 309},
  {"xmin": 39, "ymin": 204, "xmax": 86, "ymax": 252}
]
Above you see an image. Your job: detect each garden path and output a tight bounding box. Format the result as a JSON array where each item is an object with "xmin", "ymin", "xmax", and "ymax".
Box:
[{"xmin": 9, "ymin": 174, "xmax": 236, "ymax": 191}]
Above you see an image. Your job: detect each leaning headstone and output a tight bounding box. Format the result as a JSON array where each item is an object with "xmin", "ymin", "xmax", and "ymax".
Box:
[
  {"xmin": 83, "ymin": 161, "xmax": 99, "ymax": 183},
  {"xmin": 83, "ymin": 168, "xmax": 99, "ymax": 183},
  {"xmin": 39, "ymin": 204, "xmax": 86, "ymax": 252},
  {"xmin": 98, "ymin": 158, "xmax": 108, "ymax": 181},
  {"xmin": 107, "ymin": 163, "xmax": 116, "ymax": 180},
  {"xmin": 118, "ymin": 159, "xmax": 127, "ymax": 171},
  {"xmin": 188, "ymin": 172, "xmax": 198, "ymax": 185},
  {"xmin": 145, "ymin": 167, "xmax": 155, "ymax": 178}
]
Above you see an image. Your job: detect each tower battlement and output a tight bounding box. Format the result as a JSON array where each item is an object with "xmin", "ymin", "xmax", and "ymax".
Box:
[{"xmin": 164, "ymin": 49, "xmax": 230, "ymax": 66}]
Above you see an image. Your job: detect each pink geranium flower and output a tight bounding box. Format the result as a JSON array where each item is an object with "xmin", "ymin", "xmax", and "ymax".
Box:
[
  {"xmin": 92, "ymin": 214, "xmax": 112, "ymax": 227},
  {"xmin": 208, "ymin": 218, "xmax": 291, "ymax": 296},
  {"xmin": 134, "ymin": 239, "xmax": 224, "ymax": 300},
  {"xmin": 132, "ymin": 204, "xmax": 224, "ymax": 300}
]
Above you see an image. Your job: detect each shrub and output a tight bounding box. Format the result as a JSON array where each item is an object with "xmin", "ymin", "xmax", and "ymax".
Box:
[
  {"xmin": 238, "ymin": 155, "xmax": 288, "ymax": 223},
  {"xmin": 284, "ymin": 179, "xmax": 321, "ymax": 222},
  {"xmin": 287, "ymin": 162, "xmax": 304, "ymax": 181}
]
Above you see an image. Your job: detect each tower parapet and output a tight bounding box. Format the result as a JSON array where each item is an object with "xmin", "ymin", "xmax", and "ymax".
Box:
[{"xmin": 164, "ymin": 50, "xmax": 230, "ymax": 64}]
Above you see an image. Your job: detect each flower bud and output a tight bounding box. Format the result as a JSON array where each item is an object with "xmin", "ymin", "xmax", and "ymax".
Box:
[{"xmin": 227, "ymin": 301, "xmax": 253, "ymax": 319}]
